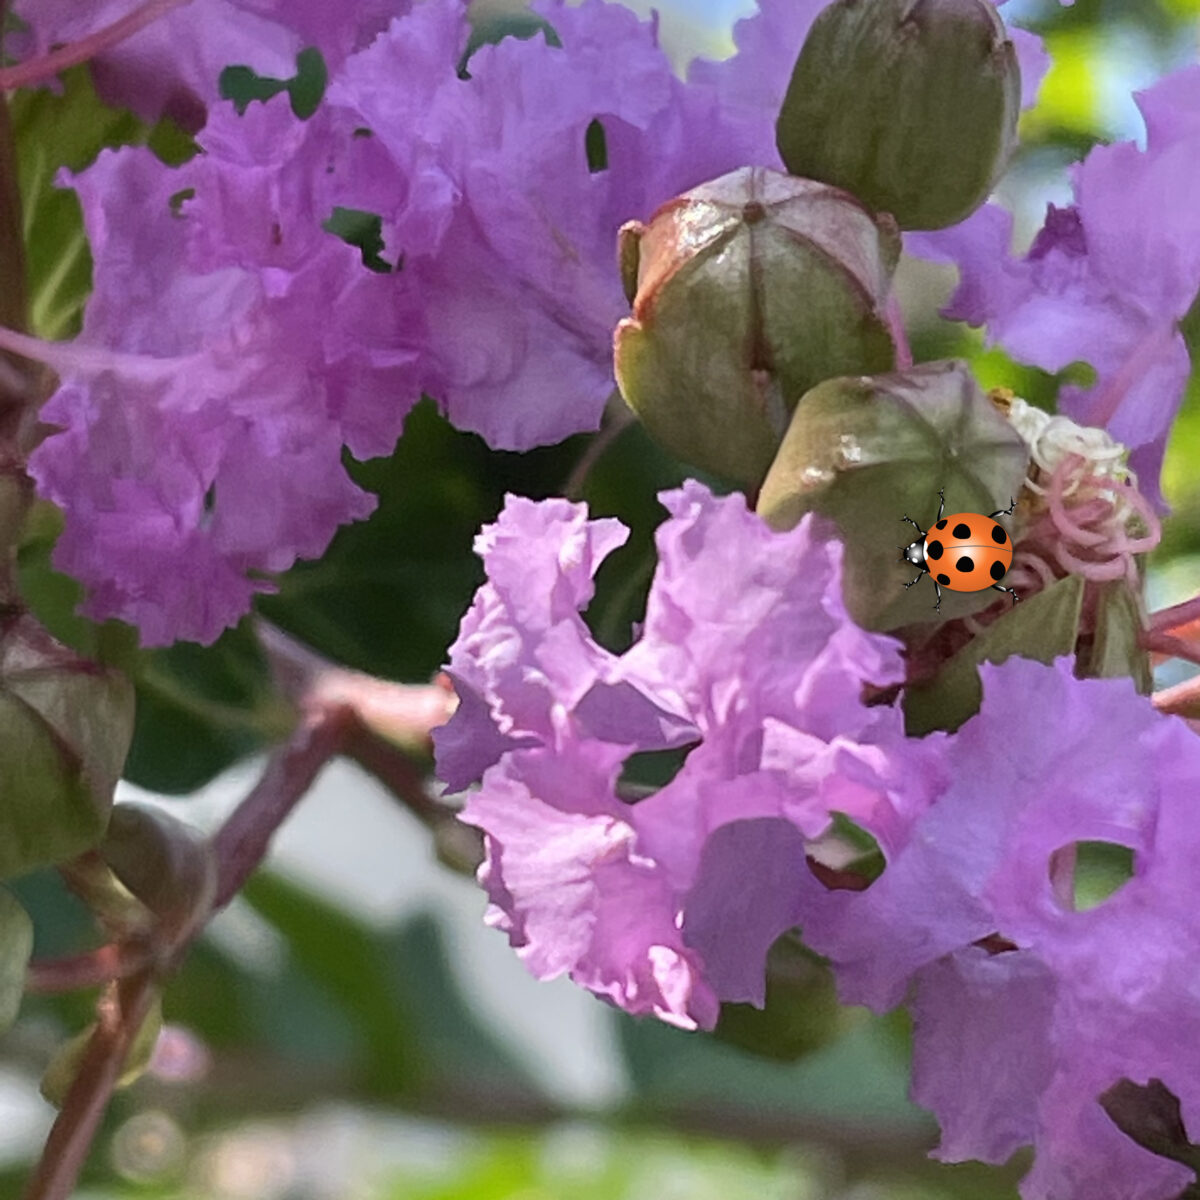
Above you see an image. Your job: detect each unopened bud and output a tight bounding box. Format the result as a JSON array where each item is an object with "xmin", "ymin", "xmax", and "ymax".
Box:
[
  {"xmin": 615, "ymin": 166, "xmax": 899, "ymax": 487},
  {"xmin": 777, "ymin": 0, "xmax": 1020, "ymax": 230},
  {"xmin": 101, "ymin": 804, "xmax": 216, "ymax": 938},
  {"xmin": 757, "ymin": 360, "xmax": 1028, "ymax": 628}
]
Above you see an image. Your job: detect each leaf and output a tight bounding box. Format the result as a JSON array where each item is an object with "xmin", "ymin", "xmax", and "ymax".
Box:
[
  {"xmin": 122, "ymin": 623, "xmax": 284, "ymax": 795},
  {"xmin": 904, "ymin": 573, "xmax": 1085, "ymax": 736},
  {"xmin": 259, "ymin": 399, "xmax": 581, "ymax": 679},
  {"xmin": 1076, "ymin": 579, "xmax": 1153, "ymax": 694},
  {"xmin": 219, "ymin": 48, "xmax": 328, "ymax": 120},
  {"xmin": 10, "ymin": 66, "xmax": 192, "ymax": 340},
  {"xmin": 0, "ymin": 614, "xmax": 134, "ymax": 877},
  {"xmin": 714, "ymin": 936, "xmax": 844, "ymax": 1062},
  {"xmin": 323, "ymin": 207, "xmax": 392, "ymax": 273},
  {"xmin": 243, "ymin": 873, "xmax": 541, "ymax": 1104},
  {"xmin": 0, "ymin": 888, "xmax": 32, "ymax": 1035}
]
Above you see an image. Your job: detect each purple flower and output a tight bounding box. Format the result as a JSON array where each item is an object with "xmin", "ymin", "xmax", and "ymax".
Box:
[
  {"xmin": 911, "ymin": 64, "xmax": 1200, "ymax": 508},
  {"xmin": 435, "ymin": 482, "xmax": 925, "ymax": 1026},
  {"xmin": 25, "ymin": 134, "xmax": 389, "ymax": 644},
  {"xmin": 9, "ymin": 0, "xmax": 409, "ymax": 125},
  {"xmin": 801, "ymin": 658, "xmax": 1200, "ymax": 1200}
]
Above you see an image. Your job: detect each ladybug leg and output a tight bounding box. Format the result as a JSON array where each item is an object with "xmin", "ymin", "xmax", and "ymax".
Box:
[
  {"xmin": 988, "ymin": 497, "xmax": 1017, "ymax": 519},
  {"xmin": 936, "ymin": 488, "xmax": 946, "ymax": 522},
  {"xmin": 900, "ymin": 515, "xmax": 923, "ymax": 535},
  {"xmin": 991, "ymin": 583, "xmax": 1020, "ymax": 606},
  {"xmin": 904, "ymin": 572, "xmax": 924, "ymax": 589},
  {"xmin": 932, "ymin": 578, "xmax": 943, "ymax": 612}
]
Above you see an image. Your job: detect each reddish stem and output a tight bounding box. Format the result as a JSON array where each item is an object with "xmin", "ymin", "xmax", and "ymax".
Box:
[
  {"xmin": 26, "ymin": 942, "xmax": 153, "ymax": 995},
  {"xmin": 212, "ymin": 705, "xmax": 356, "ymax": 910},
  {"xmin": 0, "ymin": 0, "xmax": 191, "ymax": 92},
  {"xmin": 21, "ymin": 973, "xmax": 159, "ymax": 1200},
  {"xmin": 1153, "ymin": 673, "xmax": 1200, "ymax": 719},
  {"xmin": 1150, "ymin": 594, "xmax": 1200, "ymax": 637}
]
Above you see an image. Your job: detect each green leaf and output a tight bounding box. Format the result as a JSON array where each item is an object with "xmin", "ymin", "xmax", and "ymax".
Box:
[
  {"xmin": 243, "ymin": 874, "xmax": 542, "ymax": 1104},
  {"xmin": 123, "ymin": 624, "xmax": 285, "ymax": 795},
  {"xmin": 10, "ymin": 66, "xmax": 192, "ymax": 339},
  {"xmin": 714, "ymin": 936, "xmax": 844, "ymax": 1062},
  {"xmin": 585, "ymin": 118, "xmax": 609, "ymax": 173},
  {"xmin": 0, "ymin": 888, "xmax": 32, "ymax": 1034},
  {"xmin": 0, "ymin": 615, "xmax": 134, "ymax": 877},
  {"xmin": 41, "ymin": 992, "xmax": 163, "ymax": 1107},
  {"xmin": 219, "ymin": 47, "xmax": 328, "ymax": 120},
  {"xmin": 258, "ymin": 400, "xmax": 582, "ymax": 679},
  {"xmin": 322, "ymin": 206, "xmax": 392, "ymax": 273},
  {"xmin": 457, "ymin": 11, "xmax": 559, "ymax": 78},
  {"xmin": 904, "ymin": 573, "xmax": 1085, "ymax": 736},
  {"xmin": 758, "ymin": 360, "xmax": 1030, "ymax": 630},
  {"xmin": 1076, "ymin": 579, "xmax": 1153, "ymax": 694}
]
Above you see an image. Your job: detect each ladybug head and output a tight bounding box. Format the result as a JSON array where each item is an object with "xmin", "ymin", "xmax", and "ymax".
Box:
[{"xmin": 902, "ymin": 539, "xmax": 925, "ymax": 566}]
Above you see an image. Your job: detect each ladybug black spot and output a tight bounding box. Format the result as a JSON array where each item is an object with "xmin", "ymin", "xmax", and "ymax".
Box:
[
  {"xmin": 936, "ymin": 519, "xmax": 948, "ymax": 530},
  {"xmin": 926, "ymin": 539, "xmax": 944, "ymax": 560},
  {"xmin": 952, "ymin": 523, "xmax": 971, "ymax": 540},
  {"xmin": 992, "ymin": 525, "xmax": 1007, "ymax": 545},
  {"xmin": 936, "ymin": 573, "xmax": 951, "ymax": 586},
  {"xmin": 990, "ymin": 559, "xmax": 1006, "ymax": 581},
  {"xmin": 956, "ymin": 555, "xmax": 975, "ymax": 572}
]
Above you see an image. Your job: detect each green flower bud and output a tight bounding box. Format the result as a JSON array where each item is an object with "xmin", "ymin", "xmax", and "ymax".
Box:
[
  {"xmin": 614, "ymin": 166, "xmax": 899, "ymax": 488},
  {"xmin": 776, "ymin": 0, "xmax": 1020, "ymax": 231},
  {"xmin": 0, "ymin": 614, "xmax": 134, "ymax": 877},
  {"xmin": 757, "ymin": 360, "xmax": 1029, "ymax": 629},
  {"xmin": 101, "ymin": 804, "xmax": 217, "ymax": 938}
]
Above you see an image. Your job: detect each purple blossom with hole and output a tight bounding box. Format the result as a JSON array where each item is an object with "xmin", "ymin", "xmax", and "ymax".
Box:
[
  {"xmin": 797, "ymin": 657, "xmax": 1200, "ymax": 1200},
  {"xmin": 434, "ymin": 481, "xmax": 932, "ymax": 1026},
  {"xmin": 910, "ymin": 64, "xmax": 1200, "ymax": 509},
  {"xmin": 31, "ymin": 0, "xmax": 871, "ymax": 642},
  {"xmin": 8, "ymin": 0, "xmax": 410, "ymax": 126}
]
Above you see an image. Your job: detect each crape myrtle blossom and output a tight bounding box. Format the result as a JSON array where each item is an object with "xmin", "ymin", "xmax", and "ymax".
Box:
[
  {"xmin": 7, "ymin": 0, "xmax": 409, "ymax": 125},
  {"xmin": 439, "ymin": 484, "xmax": 1200, "ymax": 1197},
  {"xmin": 797, "ymin": 658, "xmax": 1200, "ymax": 1200},
  {"xmin": 434, "ymin": 482, "xmax": 941, "ymax": 1027},
  {"xmin": 14, "ymin": 0, "xmax": 1053, "ymax": 646},
  {"xmin": 11, "ymin": 0, "xmax": 787, "ymax": 643},
  {"xmin": 910, "ymin": 63, "xmax": 1200, "ymax": 511}
]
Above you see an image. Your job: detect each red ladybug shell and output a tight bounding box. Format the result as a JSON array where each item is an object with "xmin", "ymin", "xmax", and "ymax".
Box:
[{"xmin": 923, "ymin": 512, "xmax": 1012, "ymax": 593}]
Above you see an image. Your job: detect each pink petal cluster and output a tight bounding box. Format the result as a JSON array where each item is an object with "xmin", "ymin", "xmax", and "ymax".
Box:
[
  {"xmin": 800, "ymin": 658, "xmax": 1200, "ymax": 1200},
  {"xmin": 8, "ymin": 0, "xmax": 406, "ymax": 125},
  {"xmin": 439, "ymin": 485, "xmax": 1200, "ymax": 1198},
  {"xmin": 18, "ymin": 0, "xmax": 810, "ymax": 643},
  {"xmin": 911, "ymin": 64, "xmax": 1200, "ymax": 509},
  {"xmin": 435, "ymin": 482, "xmax": 927, "ymax": 1027}
]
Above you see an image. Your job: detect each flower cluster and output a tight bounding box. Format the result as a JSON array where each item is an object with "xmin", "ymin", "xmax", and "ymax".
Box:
[
  {"xmin": 438, "ymin": 484, "xmax": 1200, "ymax": 1200},
  {"xmin": 9, "ymin": 0, "xmax": 823, "ymax": 644},
  {"xmin": 912, "ymin": 64, "xmax": 1200, "ymax": 510},
  {"xmin": 436, "ymin": 482, "xmax": 930, "ymax": 1026}
]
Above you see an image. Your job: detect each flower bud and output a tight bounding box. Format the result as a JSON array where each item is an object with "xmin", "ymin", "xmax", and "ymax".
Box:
[
  {"xmin": 614, "ymin": 166, "xmax": 899, "ymax": 488},
  {"xmin": 101, "ymin": 804, "xmax": 217, "ymax": 938},
  {"xmin": 0, "ymin": 613, "xmax": 134, "ymax": 877},
  {"xmin": 757, "ymin": 360, "xmax": 1028, "ymax": 629},
  {"xmin": 776, "ymin": 0, "xmax": 1020, "ymax": 231}
]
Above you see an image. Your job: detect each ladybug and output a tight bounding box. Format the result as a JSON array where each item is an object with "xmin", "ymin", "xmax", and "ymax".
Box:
[{"xmin": 900, "ymin": 488, "xmax": 1018, "ymax": 612}]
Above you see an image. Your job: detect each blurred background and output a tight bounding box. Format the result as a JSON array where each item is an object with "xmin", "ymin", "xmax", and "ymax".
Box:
[{"xmin": 3, "ymin": 0, "xmax": 1200, "ymax": 1196}]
